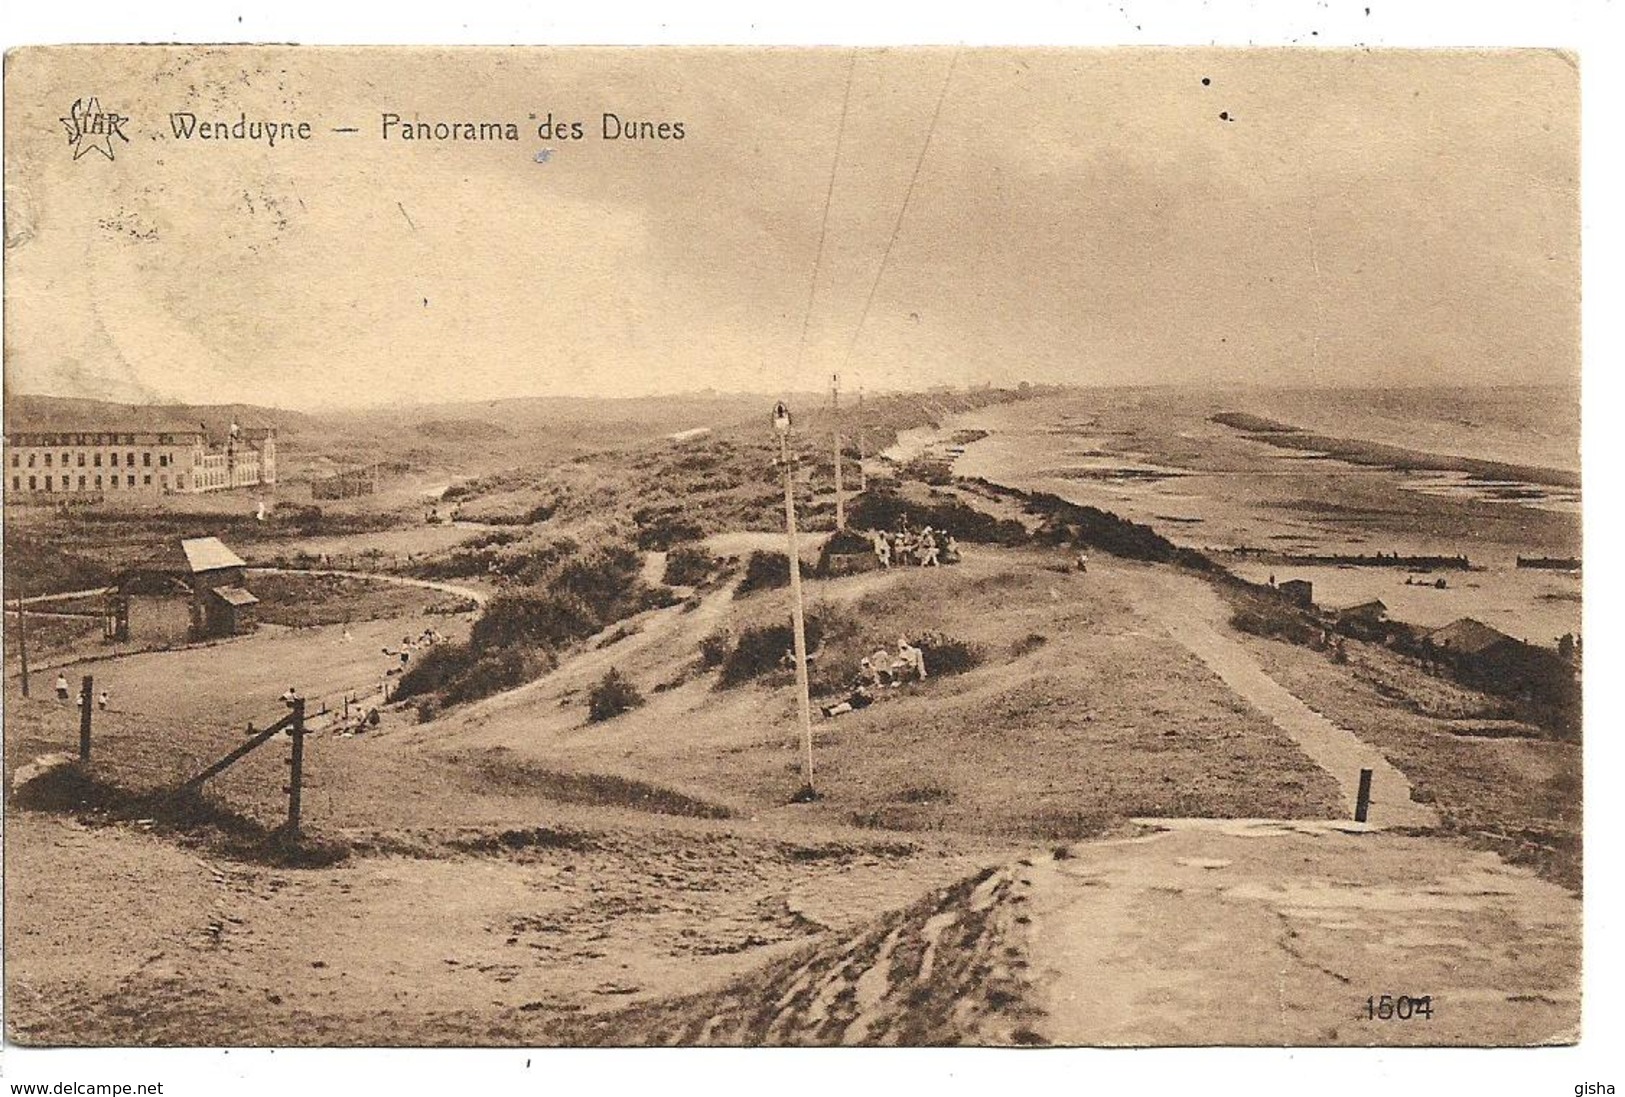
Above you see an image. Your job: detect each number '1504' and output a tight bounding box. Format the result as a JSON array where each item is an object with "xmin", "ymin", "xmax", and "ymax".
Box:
[{"xmin": 1366, "ymin": 995, "xmax": 1432, "ymax": 1020}]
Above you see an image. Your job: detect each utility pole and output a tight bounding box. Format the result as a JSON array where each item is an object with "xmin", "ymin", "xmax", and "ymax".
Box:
[
  {"xmin": 855, "ymin": 386, "xmax": 867, "ymax": 492},
  {"xmin": 773, "ymin": 402, "xmax": 817, "ymax": 800},
  {"xmin": 15, "ymin": 595, "xmax": 30, "ymax": 698},
  {"xmin": 831, "ymin": 373, "xmax": 845, "ymax": 530}
]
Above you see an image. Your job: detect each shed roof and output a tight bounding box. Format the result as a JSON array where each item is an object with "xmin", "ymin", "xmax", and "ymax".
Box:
[
  {"xmin": 210, "ymin": 585, "xmax": 260, "ymax": 607},
  {"xmin": 181, "ymin": 537, "xmax": 246, "ymax": 573},
  {"xmin": 1427, "ymin": 617, "xmax": 1516, "ymax": 655}
]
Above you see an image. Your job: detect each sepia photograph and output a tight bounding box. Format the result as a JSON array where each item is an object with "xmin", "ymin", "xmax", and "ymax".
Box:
[{"xmin": 0, "ymin": 19, "xmax": 1609, "ymax": 1086}]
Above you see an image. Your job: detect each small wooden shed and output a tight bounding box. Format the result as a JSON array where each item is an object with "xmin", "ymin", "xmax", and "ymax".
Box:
[{"xmin": 107, "ymin": 536, "xmax": 259, "ymax": 643}]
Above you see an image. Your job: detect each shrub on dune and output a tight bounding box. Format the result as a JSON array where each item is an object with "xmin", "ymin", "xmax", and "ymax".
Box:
[{"xmin": 588, "ymin": 667, "xmax": 645, "ymax": 723}]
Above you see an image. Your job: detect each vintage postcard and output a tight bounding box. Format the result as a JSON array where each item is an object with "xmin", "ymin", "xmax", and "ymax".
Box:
[{"xmin": 2, "ymin": 45, "xmax": 1582, "ymax": 1052}]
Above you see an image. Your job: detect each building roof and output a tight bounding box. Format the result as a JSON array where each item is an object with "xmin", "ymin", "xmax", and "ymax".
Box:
[
  {"xmin": 181, "ymin": 537, "xmax": 247, "ymax": 573},
  {"xmin": 1427, "ymin": 617, "xmax": 1516, "ymax": 655},
  {"xmin": 1336, "ymin": 599, "xmax": 1388, "ymax": 615},
  {"xmin": 3, "ymin": 395, "xmax": 276, "ymax": 439},
  {"xmin": 210, "ymin": 585, "xmax": 260, "ymax": 607},
  {"xmin": 1279, "ymin": 578, "xmax": 1312, "ymax": 588},
  {"xmin": 5, "ymin": 419, "xmax": 206, "ymax": 439},
  {"xmin": 4, "ymin": 404, "xmax": 202, "ymax": 436}
]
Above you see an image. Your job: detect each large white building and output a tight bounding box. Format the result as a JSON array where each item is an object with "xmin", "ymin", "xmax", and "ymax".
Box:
[{"xmin": 3, "ymin": 417, "xmax": 276, "ymax": 497}]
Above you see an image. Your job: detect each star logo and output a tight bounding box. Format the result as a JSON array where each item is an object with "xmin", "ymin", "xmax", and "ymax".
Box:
[{"xmin": 60, "ymin": 97, "xmax": 130, "ymax": 161}]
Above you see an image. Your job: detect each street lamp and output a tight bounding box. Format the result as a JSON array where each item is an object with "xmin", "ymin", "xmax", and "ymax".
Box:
[{"xmin": 774, "ymin": 402, "xmax": 817, "ymax": 801}]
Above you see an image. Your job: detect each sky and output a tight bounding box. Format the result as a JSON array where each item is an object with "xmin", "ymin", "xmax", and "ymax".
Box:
[{"xmin": 2, "ymin": 46, "xmax": 1579, "ymax": 409}]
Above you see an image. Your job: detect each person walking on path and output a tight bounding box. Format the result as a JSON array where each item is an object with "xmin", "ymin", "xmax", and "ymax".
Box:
[
  {"xmin": 55, "ymin": 673, "xmax": 69, "ymax": 703},
  {"xmin": 97, "ymin": 689, "xmax": 109, "ymax": 711}
]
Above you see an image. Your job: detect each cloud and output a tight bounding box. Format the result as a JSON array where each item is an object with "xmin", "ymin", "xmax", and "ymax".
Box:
[{"xmin": 2, "ymin": 47, "xmax": 1578, "ymax": 407}]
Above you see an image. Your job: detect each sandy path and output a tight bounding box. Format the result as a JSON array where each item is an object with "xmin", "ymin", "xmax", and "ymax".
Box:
[
  {"xmin": 1124, "ymin": 569, "xmax": 1435, "ymax": 828},
  {"xmin": 247, "ymin": 567, "xmax": 488, "ymax": 606},
  {"xmin": 639, "ymin": 550, "xmax": 668, "ymax": 589},
  {"xmin": 1025, "ymin": 820, "xmax": 1578, "ymax": 1046}
]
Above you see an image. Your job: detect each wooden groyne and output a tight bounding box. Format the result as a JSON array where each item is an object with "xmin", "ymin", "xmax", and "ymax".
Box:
[
  {"xmin": 1516, "ymin": 556, "xmax": 1581, "ymax": 571},
  {"xmin": 1228, "ymin": 549, "xmax": 1472, "ymax": 571}
]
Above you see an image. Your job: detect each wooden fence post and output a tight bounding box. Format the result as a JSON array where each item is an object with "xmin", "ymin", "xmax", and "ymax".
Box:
[
  {"xmin": 16, "ymin": 597, "xmax": 30, "ymax": 698},
  {"xmin": 79, "ymin": 673, "xmax": 94, "ymax": 761},
  {"xmin": 286, "ymin": 698, "xmax": 305, "ymax": 835},
  {"xmin": 1355, "ymin": 767, "xmax": 1374, "ymax": 823}
]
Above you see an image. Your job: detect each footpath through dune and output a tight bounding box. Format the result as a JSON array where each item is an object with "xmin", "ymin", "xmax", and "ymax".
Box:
[
  {"xmin": 246, "ymin": 566, "xmax": 488, "ymax": 605},
  {"xmin": 1122, "ymin": 568, "xmax": 1436, "ymax": 829}
]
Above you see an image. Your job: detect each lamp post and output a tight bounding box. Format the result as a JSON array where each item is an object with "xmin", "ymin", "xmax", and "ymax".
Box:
[
  {"xmin": 856, "ymin": 386, "xmax": 867, "ymax": 492},
  {"xmin": 774, "ymin": 402, "xmax": 817, "ymax": 800},
  {"xmin": 831, "ymin": 374, "xmax": 845, "ymax": 530}
]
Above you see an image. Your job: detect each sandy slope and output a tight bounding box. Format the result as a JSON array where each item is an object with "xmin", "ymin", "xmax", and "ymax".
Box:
[
  {"xmin": 3, "ymin": 810, "xmax": 1005, "ymax": 1046},
  {"xmin": 3, "ymin": 528, "xmax": 1580, "ymax": 1046},
  {"xmin": 557, "ymin": 820, "xmax": 1578, "ymax": 1047}
]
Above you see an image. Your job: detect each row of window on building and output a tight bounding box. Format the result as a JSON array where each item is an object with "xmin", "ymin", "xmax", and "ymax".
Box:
[
  {"xmin": 10, "ymin": 472, "xmax": 183, "ymax": 493},
  {"xmin": 10, "ymin": 449, "xmax": 180, "ymax": 470},
  {"xmin": 8, "ymin": 432, "xmax": 189, "ymax": 447}
]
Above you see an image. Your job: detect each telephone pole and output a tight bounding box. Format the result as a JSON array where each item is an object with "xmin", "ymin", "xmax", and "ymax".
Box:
[
  {"xmin": 773, "ymin": 403, "xmax": 817, "ymax": 800},
  {"xmin": 856, "ymin": 386, "xmax": 867, "ymax": 492},
  {"xmin": 831, "ymin": 374, "xmax": 846, "ymax": 530}
]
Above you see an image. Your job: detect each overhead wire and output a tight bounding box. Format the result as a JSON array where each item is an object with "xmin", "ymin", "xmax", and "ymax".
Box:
[
  {"xmin": 793, "ymin": 51, "xmax": 859, "ymax": 378},
  {"xmin": 838, "ymin": 49, "xmax": 960, "ymax": 377}
]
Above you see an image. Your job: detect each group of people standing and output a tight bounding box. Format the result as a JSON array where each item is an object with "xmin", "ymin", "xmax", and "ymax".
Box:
[{"xmin": 871, "ymin": 525, "xmax": 960, "ymax": 569}]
